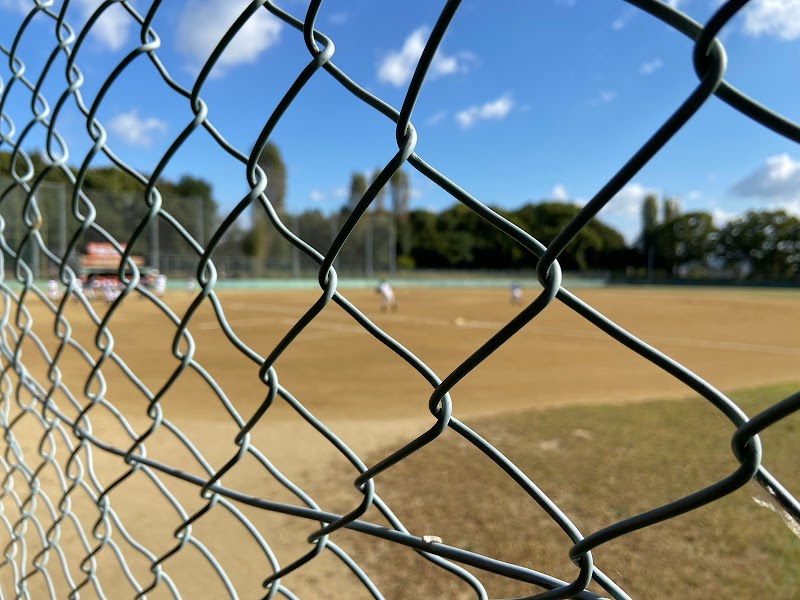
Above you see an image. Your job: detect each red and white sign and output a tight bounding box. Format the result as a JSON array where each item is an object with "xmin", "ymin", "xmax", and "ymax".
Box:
[{"xmin": 82, "ymin": 242, "xmax": 144, "ymax": 269}]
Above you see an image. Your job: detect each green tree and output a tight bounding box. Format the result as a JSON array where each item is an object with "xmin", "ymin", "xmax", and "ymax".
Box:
[
  {"xmin": 639, "ymin": 193, "xmax": 660, "ymax": 278},
  {"xmin": 641, "ymin": 193, "xmax": 659, "ymax": 250},
  {"xmin": 370, "ymin": 168, "xmax": 387, "ymax": 214},
  {"xmin": 256, "ymin": 142, "xmax": 287, "ymax": 212},
  {"xmin": 82, "ymin": 166, "xmax": 143, "ymax": 194},
  {"xmin": 716, "ymin": 210, "xmax": 800, "ymax": 279},
  {"xmin": 295, "ymin": 209, "xmax": 332, "ymax": 271},
  {"xmin": 250, "ymin": 142, "xmax": 287, "ymax": 274},
  {"xmin": 347, "ymin": 172, "xmax": 368, "ymax": 212},
  {"xmin": 160, "ymin": 175, "xmax": 217, "ymax": 248},
  {"xmin": 407, "ymin": 210, "xmax": 441, "ymax": 266},
  {"xmin": 437, "ymin": 202, "xmax": 534, "ymax": 269},
  {"xmin": 512, "ymin": 202, "xmax": 625, "ymax": 271},
  {"xmin": 214, "ymin": 221, "xmax": 248, "ymax": 256},
  {"xmin": 662, "ymin": 196, "xmax": 681, "ymax": 222},
  {"xmin": 404, "ymin": 201, "xmax": 626, "ymax": 271},
  {"xmin": 390, "ymin": 169, "xmax": 412, "ymax": 259},
  {"xmin": 390, "ymin": 169, "xmax": 410, "ymax": 219},
  {"xmin": 651, "ymin": 212, "xmax": 716, "ymax": 273}
]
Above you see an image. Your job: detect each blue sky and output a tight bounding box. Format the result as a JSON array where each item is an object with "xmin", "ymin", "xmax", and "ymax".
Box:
[{"xmin": 1, "ymin": 0, "xmax": 799, "ymax": 243}]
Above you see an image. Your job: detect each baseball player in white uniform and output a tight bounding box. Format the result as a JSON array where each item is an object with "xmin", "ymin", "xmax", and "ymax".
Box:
[{"xmin": 376, "ymin": 279, "xmax": 397, "ymax": 312}]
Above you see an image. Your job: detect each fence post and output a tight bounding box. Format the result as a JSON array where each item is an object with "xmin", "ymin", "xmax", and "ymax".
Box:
[
  {"xmin": 31, "ymin": 235, "xmax": 40, "ymax": 280},
  {"xmin": 366, "ymin": 211, "xmax": 373, "ymax": 279},
  {"xmin": 388, "ymin": 216, "xmax": 396, "ymax": 277},
  {"xmin": 292, "ymin": 213, "xmax": 300, "ymax": 277},
  {"xmin": 59, "ymin": 183, "xmax": 66, "ymax": 259},
  {"xmin": 196, "ymin": 196, "xmax": 204, "ymax": 247},
  {"xmin": 330, "ymin": 213, "xmax": 339, "ymax": 274},
  {"xmin": 151, "ymin": 212, "xmax": 160, "ymax": 272}
]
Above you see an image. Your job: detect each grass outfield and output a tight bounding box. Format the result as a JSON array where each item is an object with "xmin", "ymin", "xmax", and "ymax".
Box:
[{"xmin": 330, "ymin": 382, "xmax": 800, "ymax": 599}]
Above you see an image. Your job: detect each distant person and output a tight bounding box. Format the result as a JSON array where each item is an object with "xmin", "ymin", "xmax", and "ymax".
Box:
[
  {"xmin": 87, "ymin": 277, "xmax": 100, "ymax": 301},
  {"xmin": 376, "ymin": 279, "xmax": 397, "ymax": 312},
  {"xmin": 47, "ymin": 279, "xmax": 59, "ymax": 301},
  {"xmin": 186, "ymin": 277, "xmax": 196, "ymax": 293},
  {"xmin": 154, "ymin": 274, "xmax": 167, "ymax": 297},
  {"xmin": 510, "ymin": 282, "xmax": 523, "ymax": 305},
  {"xmin": 103, "ymin": 281, "xmax": 116, "ymax": 303}
]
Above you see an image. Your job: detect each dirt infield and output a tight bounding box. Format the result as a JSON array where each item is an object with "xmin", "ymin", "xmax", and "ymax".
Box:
[
  {"xmin": 51, "ymin": 285, "xmax": 800, "ymax": 416},
  {"xmin": 4, "ymin": 285, "xmax": 799, "ymax": 597}
]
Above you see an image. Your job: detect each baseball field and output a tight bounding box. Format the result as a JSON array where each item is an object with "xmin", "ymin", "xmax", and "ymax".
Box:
[{"xmin": 3, "ymin": 284, "xmax": 799, "ymax": 598}]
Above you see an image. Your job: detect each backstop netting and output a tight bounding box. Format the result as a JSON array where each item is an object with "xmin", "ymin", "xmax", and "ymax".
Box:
[{"xmin": 0, "ymin": 1, "xmax": 798, "ymax": 599}]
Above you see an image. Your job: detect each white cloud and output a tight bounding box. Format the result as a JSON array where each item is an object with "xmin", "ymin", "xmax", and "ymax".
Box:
[
  {"xmin": 640, "ymin": 58, "xmax": 663, "ymax": 75},
  {"xmin": 425, "ymin": 110, "xmax": 447, "ymax": 126},
  {"xmin": 67, "ymin": 0, "xmax": 132, "ymax": 51},
  {"xmin": 333, "ymin": 187, "xmax": 347, "ymax": 199},
  {"xmin": 377, "ymin": 26, "xmax": 472, "ymax": 87},
  {"xmin": 686, "ymin": 190, "xmax": 703, "ymax": 201},
  {"xmin": 176, "ymin": 0, "xmax": 282, "ymax": 75},
  {"xmin": 607, "ymin": 182, "xmax": 657, "ymax": 217},
  {"xmin": 328, "ymin": 12, "xmax": 348, "ymax": 25},
  {"xmin": 107, "ymin": 110, "xmax": 167, "ymax": 148},
  {"xmin": 611, "ymin": 16, "xmax": 628, "ymax": 30},
  {"xmin": 599, "ymin": 182, "xmax": 659, "ymax": 243},
  {"xmin": 711, "ymin": 207, "xmax": 737, "ymax": 227},
  {"xmin": 551, "ymin": 184, "xmax": 568, "ymax": 201},
  {"xmin": 310, "ymin": 189, "xmax": 325, "ymax": 202},
  {"xmin": 599, "ymin": 90, "xmax": 617, "ymax": 103},
  {"xmin": 455, "ymin": 94, "xmax": 514, "ymax": 129},
  {"xmin": 774, "ymin": 199, "xmax": 800, "ymax": 218},
  {"xmin": 731, "ymin": 154, "xmax": 800, "ymax": 200},
  {"xmin": 0, "ymin": 0, "xmax": 30, "ymax": 13},
  {"xmin": 742, "ymin": 0, "xmax": 800, "ymax": 40}
]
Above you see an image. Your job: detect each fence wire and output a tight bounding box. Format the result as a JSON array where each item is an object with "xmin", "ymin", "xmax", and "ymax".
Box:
[{"xmin": 0, "ymin": 1, "xmax": 797, "ymax": 599}]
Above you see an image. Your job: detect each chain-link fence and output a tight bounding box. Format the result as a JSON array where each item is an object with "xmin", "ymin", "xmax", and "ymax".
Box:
[{"xmin": 0, "ymin": 1, "xmax": 798, "ymax": 599}]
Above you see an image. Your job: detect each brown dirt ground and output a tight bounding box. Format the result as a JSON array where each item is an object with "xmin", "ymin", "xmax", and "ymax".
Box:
[{"xmin": 2, "ymin": 285, "xmax": 799, "ymax": 598}]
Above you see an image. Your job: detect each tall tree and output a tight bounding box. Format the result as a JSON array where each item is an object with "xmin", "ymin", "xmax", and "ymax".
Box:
[
  {"xmin": 250, "ymin": 142, "xmax": 287, "ymax": 273},
  {"xmin": 347, "ymin": 172, "xmax": 367, "ymax": 211},
  {"xmin": 370, "ymin": 168, "xmax": 387, "ymax": 214},
  {"xmin": 390, "ymin": 169, "xmax": 410, "ymax": 219},
  {"xmin": 640, "ymin": 193, "xmax": 660, "ymax": 278},
  {"xmin": 256, "ymin": 142, "xmax": 287, "ymax": 212},
  {"xmin": 641, "ymin": 193, "xmax": 659, "ymax": 248},
  {"xmin": 663, "ymin": 196, "xmax": 681, "ymax": 222},
  {"xmin": 651, "ymin": 211, "xmax": 716, "ymax": 273},
  {"xmin": 390, "ymin": 169, "xmax": 411, "ymax": 258},
  {"xmin": 161, "ymin": 175, "xmax": 217, "ymax": 247}
]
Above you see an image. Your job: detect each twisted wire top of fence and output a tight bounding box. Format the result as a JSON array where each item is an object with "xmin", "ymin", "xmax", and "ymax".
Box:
[{"xmin": 0, "ymin": 1, "xmax": 798, "ymax": 599}]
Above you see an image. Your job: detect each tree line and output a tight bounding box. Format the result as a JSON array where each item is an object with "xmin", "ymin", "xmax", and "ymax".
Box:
[
  {"xmin": 2, "ymin": 147, "xmax": 799, "ymax": 280},
  {"xmin": 640, "ymin": 193, "xmax": 800, "ymax": 280},
  {"xmin": 256, "ymin": 144, "xmax": 800, "ymax": 280},
  {"xmin": 250, "ymin": 144, "xmax": 629, "ymax": 272}
]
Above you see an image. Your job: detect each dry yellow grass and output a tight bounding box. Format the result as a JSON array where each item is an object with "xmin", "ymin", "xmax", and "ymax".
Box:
[{"xmin": 332, "ymin": 383, "xmax": 800, "ymax": 599}]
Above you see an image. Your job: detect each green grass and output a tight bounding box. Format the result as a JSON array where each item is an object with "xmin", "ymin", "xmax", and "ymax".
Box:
[{"xmin": 330, "ymin": 382, "xmax": 800, "ymax": 599}]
